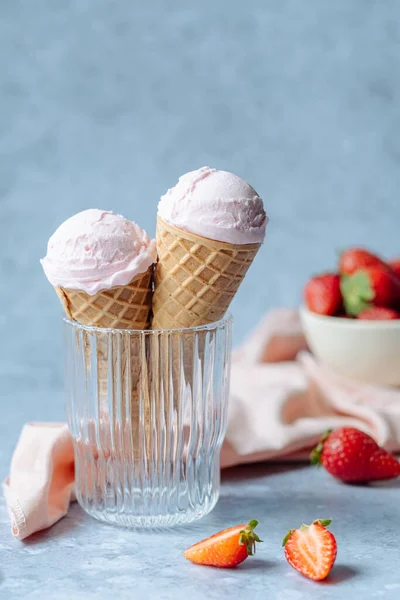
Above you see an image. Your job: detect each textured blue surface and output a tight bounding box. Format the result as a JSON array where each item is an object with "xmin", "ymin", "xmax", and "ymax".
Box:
[{"xmin": 1, "ymin": 1, "xmax": 400, "ymax": 598}]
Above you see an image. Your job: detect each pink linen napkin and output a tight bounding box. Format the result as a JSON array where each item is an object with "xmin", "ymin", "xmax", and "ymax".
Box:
[
  {"xmin": 3, "ymin": 423, "xmax": 75, "ymax": 540},
  {"xmin": 221, "ymin": 309, "xmax": 400, "ymax": 467},
  {"xmin": 4, "ymin": 308, "xmax": 400, "ymax": 540}
]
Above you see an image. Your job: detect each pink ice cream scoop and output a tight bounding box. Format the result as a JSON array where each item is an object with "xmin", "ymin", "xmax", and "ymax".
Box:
[
  {"xmin": 157, "ymin": 166, "xmax": 267, "ymax": 245},
  {"xmin": 41, "ymin": 209, "xmax": 157, "ymax": 295}
]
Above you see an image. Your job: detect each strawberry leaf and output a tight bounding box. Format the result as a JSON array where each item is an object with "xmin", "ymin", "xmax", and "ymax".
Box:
[
  {"xmin": 310, "ymin": 430, "xmax": 332, "ymax": 466},
  {"xmin": 282, "ymin": 530, "xmax": 294, "ymax": 547},
  {"xmin": 248, "ymin": 519, "xmax": 259, "ymax": 529},
  {"xmin": 239, "ymin": 520, "xmax": 263, "ymax": 556},
  {"xmin": 314, "ymin": 519, "xmax": 332, "ymax": 528},
  {"xmin": 340, "ymin": 272, "xmax": 375, "ymax": 316},
  {"xmin": 310, "ymin": 447, "xmax": 323, "ymax": 465}
]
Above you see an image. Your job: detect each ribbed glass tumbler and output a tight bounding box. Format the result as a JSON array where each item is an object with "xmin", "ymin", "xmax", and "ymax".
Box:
[{"xmin": 64, "ymin": 316, "xmax": 232, "ymax": 528}]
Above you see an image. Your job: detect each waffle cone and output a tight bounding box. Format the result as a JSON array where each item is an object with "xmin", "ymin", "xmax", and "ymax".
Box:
[
  {"xmin": 152, "ymin": 217, "xmax": 261, "ymax": 329},
  {"xmin": 152, "ymin": 218, "xmax": 260, "ymax": 451},
  {"xmin": 55, "ymin": 266, "xmax": 153, "ymax": 330},
  {"xmin": 56, "ymin": 268, "xmax": 154, "ymax": 466}
]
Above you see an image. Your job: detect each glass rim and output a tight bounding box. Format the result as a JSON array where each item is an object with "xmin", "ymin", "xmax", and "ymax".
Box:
[{"xmin": 63, "ymin": 312, "xmax": 233, "ymax": 335}]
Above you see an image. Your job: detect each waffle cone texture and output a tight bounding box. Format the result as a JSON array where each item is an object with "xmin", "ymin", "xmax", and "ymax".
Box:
[
  {"xmin": 56, "ymin": 268, "xmax": 154, "ymax": 463},
  {"xmin": 152, "ymin": 217, "xmax": 261, "ymax": 329},
  {"xmin": 55, "ymin": 266, "xmax": 153, "ymax": 330}
]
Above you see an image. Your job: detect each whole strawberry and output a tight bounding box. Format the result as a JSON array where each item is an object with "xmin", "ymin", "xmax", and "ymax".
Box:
[
  {"xmin": 311, "ymin": 427, "xmax": 400, "ymax": 483},
  {"xmin": 389, "ymin": 259, "xmax": 400, "ymax": 280},
  {"xmin": 283, "ymin": 519, "xmax": 337, "ymax": 581},
  {"xmin": 184, "ymin": 519, "xmax": 262, "ymax": 568},
  {"xmin": 358, "ymin": 307, "xmax": 400, "ymax": 320},
  {"xmin": 340, "ymin": 266, "xmax": 400, "ymax": 316},
  {"xmin": 339, "ymin": 247, "xmax": 387, "ymax": 275},
  {"xmin": 304, "ymin": 273, "xmax": 342, "ymax": 316}
]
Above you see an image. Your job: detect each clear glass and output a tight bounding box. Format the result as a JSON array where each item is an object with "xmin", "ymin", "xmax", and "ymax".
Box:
[{"xmin": 64, "ymin": 315, "xmax": 232, "ymax": 528}]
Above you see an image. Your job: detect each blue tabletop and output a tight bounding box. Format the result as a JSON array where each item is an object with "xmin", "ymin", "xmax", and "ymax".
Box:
[
  {"xmin": 1, "ymin": 1, "xmax": 400, "ymax": 598},
  {"xmin": 1, "ymin": 452, "xmax": 400, "ymax": 599}
]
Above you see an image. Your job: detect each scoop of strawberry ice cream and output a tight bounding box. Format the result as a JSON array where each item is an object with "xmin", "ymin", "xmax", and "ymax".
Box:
[
  {"xmin": 41, "ymin": 209, "xmax": 157, "ymax": 295},
  {"xmin": 158, "ymin": 166, "xmax": 267, "ymax": 245}
]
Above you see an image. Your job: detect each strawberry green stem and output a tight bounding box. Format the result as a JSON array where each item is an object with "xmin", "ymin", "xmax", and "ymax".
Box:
[
  {"xmin": 282, "ymin": 519, "xmax": 332, "ymax": 546},
  {"xmin": 314, "ymin": 519, "xmax": 332, "ymax": 527},
  {"xmin": 238, "ymin": 519, "xmax": 263, "ymax": 556},
  {"xmin": 310, "ymin": 429, "xmax": 332, "ymax": 465},
  {"xmin": 340, "ymin": 272, "xmax": 375, "ymax": 316}
]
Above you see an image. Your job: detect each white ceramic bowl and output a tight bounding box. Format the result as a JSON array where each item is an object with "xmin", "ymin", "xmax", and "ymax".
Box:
[{"xmin": 300, "ymin": 306, "xmax": 400, "ymax": 386}]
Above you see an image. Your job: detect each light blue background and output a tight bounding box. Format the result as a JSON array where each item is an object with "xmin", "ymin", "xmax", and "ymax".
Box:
[{"xmin": 1, "ymin": 2, "xmax": 400, "ymax": 598}]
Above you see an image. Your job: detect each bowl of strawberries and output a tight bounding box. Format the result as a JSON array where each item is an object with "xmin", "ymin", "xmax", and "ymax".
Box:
[{"xmin": 300, "ymin": 248, "xmax": 400, "ymax": 386}]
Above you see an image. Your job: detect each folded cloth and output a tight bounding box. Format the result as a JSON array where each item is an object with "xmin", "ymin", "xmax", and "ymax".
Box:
[
  {"xmin": 4, "ymin": 308, "xmax": 400, "ymax": 540},
  {"xmin": 3, "ymin": 423, "xmax": 75, "ymax": 541},
  {"xmin": 221, "ymin": 309, "xmax": 400, "ymax": 467}
]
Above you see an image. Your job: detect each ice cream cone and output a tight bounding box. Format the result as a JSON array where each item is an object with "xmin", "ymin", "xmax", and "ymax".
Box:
[
  {"xmin": 152, "ymin": 217, "xmax": 261, "ymax": 451},
  {"xmin": 57, "ymin": 268, "xmax": 154, "ymax": 465},
  {"xmin": 41, "ymin": 210, "xmax": 158, "ymax": 468},
  {"xmin": 151, "ymin": 168, "xmax": 266, "ymax": 453},
  {"xmin": 55, "ymin": 266, "xmax": 153, "ymax": 330},
  {"xmin": 152, "ymin": 216, "xmax": 261, "ymax": 329}
]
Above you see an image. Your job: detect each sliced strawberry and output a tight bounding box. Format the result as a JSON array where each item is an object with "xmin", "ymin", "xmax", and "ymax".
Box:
[
  {"xmin": 304, "ymin": 273, "xmax": 342, "ymax": 316},
  {"xmin": 311, "ymin": 427, "xmax": 400, "ymax": 483},
  {"xmin": 283, "ymin": 519, "xmax": 337, "ymax": 581},
  {"xmin": 358, "ymin": 307, "xmax": 400, "ymax": 320},
  {"xmin": 339, "ymin": 248, "xmax": 387, "ymax": 275},
  {"xmin": 183, "ymin": 519, "xmax": 262, "ymax": 568},
  {"xmin": 340, "ymin": 266, "xmax": 400, "ymax": 316}
]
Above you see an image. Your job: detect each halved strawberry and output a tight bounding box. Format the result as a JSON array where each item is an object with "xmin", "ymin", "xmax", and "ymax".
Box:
[
  {"xmin": 282, "ymin": 519, "xmax": 337, "ymax": 581},
  {"xmin": 183, "ymin": 520, "xmax": 262, "ymax": 568}
]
